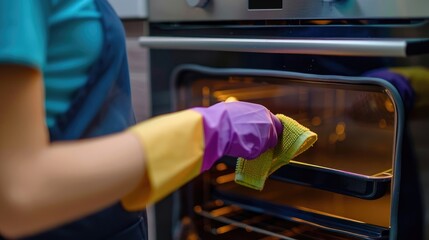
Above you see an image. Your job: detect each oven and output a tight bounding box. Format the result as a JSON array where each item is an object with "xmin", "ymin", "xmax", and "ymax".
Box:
[{"xmin": 138, "ymin": 1, "xmax": 429, "ymax": 239}]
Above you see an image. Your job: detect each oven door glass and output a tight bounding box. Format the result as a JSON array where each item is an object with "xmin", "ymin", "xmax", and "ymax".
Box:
[{"xmin": 173, "ymin": 65, "xmax": 400, "ymax": 235}]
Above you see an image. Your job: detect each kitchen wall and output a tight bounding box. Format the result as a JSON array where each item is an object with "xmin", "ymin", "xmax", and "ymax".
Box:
[
  {"xmin": 107, "ymin": 0, "xmax": 150, "ymax": 122},
  {"xmin": 122, "ymin": 21, "xmax": 151, "ymax": 122}
]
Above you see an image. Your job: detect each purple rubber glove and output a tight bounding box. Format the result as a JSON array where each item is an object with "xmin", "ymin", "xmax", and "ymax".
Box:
[
  {"xmin": 193, "ymin": 101, "xmax": 283, "ymax": 172},
  {"xmin": 363, "ymin": 68, "xmax": 415, "ymax": 110}
]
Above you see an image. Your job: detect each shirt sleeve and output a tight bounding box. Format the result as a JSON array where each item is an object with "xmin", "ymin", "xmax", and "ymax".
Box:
[{"xmin": 0, "ymin": 0, "xmax": 49, "ymax": 69}]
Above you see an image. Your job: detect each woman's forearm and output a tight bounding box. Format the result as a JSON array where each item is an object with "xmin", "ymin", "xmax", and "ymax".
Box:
[
  {"xmin": 0, "ymin": 131, "xmax": 148, "ymax": 238},
  {"xmin": 0, "ymin": 65, "xmax": 150, "ymax": 238}
]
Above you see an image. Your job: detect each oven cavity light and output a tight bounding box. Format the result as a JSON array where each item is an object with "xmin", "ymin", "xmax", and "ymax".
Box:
[
  {"xmin": 202, "ymin": 86, "xmax": 210, "ymax": 106},
  {"xmin": 379, "ymin": 119, "xmax": 387, "ymax": 129},
  {"xmin": 384, "ymin": 99, "xmax": 395, "ymax": 112},
  {"xmin": 194, "ymin": 205, "xmax": 202, "ymax": 213},
  {"xmin": 335, "ymin": 122, "xmax": 346, "ymax": 135},
  {"xmin": 329, "ymin": 122, "xmax": 347, "ymax": 143},
  {"xmin": 214, "ymin": 200, "xmax": 224, "ymax": 206},
  {"xmin": 215, "ymin": 163, "xmax": 228, "ymax": 171}
]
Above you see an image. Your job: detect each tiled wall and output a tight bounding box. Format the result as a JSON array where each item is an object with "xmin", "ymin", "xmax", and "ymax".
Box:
[{"xmin": 123, "ymin": 21, "xmax": 151, "ymax": 122}]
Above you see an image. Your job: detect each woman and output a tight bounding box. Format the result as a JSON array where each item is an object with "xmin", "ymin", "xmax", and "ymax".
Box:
[{"xmin": 0, "ymin": 0, "xmax": 282, "ymax": 239}]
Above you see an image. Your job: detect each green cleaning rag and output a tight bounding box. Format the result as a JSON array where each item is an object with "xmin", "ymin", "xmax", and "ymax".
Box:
[{"xmin": 235, "ymin": 114, "xmax": 318, "ymax": 190}]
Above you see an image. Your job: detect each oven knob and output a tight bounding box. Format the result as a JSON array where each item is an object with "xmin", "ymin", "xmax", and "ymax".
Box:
[{"xmin": 186, "ymin": 0, "xmax": 209, "ymax": 8}]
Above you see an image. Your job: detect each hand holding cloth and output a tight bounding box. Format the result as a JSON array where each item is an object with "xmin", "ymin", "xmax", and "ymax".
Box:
[{"xmin": 122, "ymin": 101, "xmax": 282, "ymax": 210}]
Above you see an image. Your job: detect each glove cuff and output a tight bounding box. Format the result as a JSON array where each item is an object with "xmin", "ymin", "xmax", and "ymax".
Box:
[{"xmin": 121, "ymin": 110, "xmax": 205, "ymax": 210}]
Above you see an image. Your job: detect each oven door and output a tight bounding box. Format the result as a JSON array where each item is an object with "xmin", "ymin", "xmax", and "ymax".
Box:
[{"xmin": 167, "ymin": 64, "xmax": 403, "ymax": 240}]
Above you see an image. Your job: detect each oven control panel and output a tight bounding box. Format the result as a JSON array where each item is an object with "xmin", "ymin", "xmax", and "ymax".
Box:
[
  {"xmin": 151, "ymin": 0, "xmax": 429, "ymax": 22},
  {"xmin": 248, "ymin": 0, "xmax": 282, "ymax": 10}
]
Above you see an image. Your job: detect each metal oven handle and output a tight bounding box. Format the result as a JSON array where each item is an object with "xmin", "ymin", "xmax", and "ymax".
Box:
[{"xmin": 139, "ymin": 36, "xmax": 429, "ymax": 57}]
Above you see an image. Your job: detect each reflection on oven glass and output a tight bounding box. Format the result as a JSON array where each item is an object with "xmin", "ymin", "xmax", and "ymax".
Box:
[{"xmin": 182, "ymin": 77, "xmax": 395, "ymax": 177}]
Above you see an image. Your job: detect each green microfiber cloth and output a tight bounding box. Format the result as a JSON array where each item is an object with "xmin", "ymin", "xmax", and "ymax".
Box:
[{"xmin": 235, "ymin": 114, "xmax": 318, "ymax": 190}]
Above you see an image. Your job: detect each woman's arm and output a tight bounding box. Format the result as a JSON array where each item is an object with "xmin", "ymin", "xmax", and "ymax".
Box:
[
  {"xmin": 0, "ymin": 64, "xmax": 284, "ymax": 238},
  {"xmin": 0, "ymin": 65, "xmax": 151, "ymax": 238}
]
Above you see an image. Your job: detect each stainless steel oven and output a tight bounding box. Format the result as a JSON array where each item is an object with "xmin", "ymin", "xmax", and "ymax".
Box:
[{"xmin": 139, "ymin": 1, "xmax": 429, "ymax": 239}]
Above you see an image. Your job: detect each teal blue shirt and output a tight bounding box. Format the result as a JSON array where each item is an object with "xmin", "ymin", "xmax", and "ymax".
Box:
[{"xmin": 0, "ymin": 0, "xmax": 103, "ymax": 128}]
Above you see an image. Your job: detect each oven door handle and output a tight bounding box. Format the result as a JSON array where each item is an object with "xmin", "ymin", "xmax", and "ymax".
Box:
[{"xmin": 139, "ymin": 36, "xmax": 429, "ymax": 57}]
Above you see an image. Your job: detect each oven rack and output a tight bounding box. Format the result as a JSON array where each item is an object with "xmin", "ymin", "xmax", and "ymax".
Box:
[
  {"xmin": 219, "ymin": 158, "xmax": 392, "ymax": 200},
  {"xmin": 270, "ymin": 161, "xmax": 392, "ymax": 200},
  {"xmin": 196, "ymin": 198, "xmax": 389, "ymax": 240}
]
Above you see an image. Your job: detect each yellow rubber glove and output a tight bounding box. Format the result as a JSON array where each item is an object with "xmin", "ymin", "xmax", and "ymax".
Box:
[{"xmin": 121, "ymin": 110, "xmax": 204, "ymax": 210}]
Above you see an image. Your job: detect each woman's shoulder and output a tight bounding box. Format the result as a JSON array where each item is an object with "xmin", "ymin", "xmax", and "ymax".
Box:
[{"xmin": 0, "ymin": 0, "xmax": 51, "ymax": 69}]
